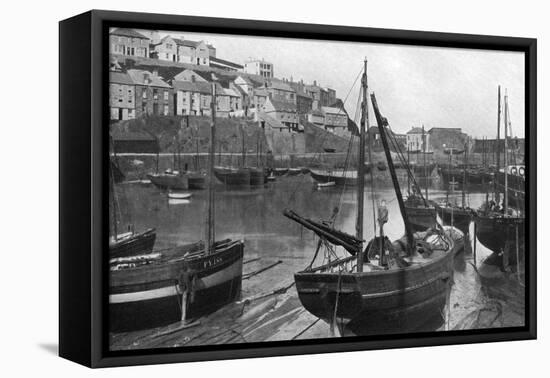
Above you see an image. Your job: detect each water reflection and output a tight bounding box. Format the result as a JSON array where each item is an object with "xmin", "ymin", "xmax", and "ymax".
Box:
[{"xmin": 115, "ymin": 174, "xmax": 524, "ymax": 336}]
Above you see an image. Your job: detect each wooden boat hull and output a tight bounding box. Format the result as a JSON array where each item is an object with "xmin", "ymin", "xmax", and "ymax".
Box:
[
  {"xmin": 110, "ymin": 228, "xmax": 156, "ymax": 258},
  {"xmin": 110, "ymin": 239, "xmax": 244, "ymax": 328},
  {"xmin": 310, "ymin": 169, "xmax": 360, "ymax": 186},
  {"xmin": 495, "ymin": 171, "xmax": 525, "ymax": 209},
  {"xmin": 109, "ymin": 279, "xmax": 182, "ymax": 332},
  {"xmin": 295, "ymin": 231, "xmax": 461, "ymax": 335},
  {"xmin": 249, "ymin": 168, "xmax": 267, "ymax": 186},
  {"xmin": 404, "ymin": 206, "xmax": 437, "ymax": 232},
  {"xmin": 147, "ymin": 173, "xmax": 188, "ymax": 190},
  {"xmin": 213, "ymin": 167, "xmax": 251, "ymax": 186},
  {"xmin": 187, "ymin": 173, "xmax": 206, "ymax": 190},
  {"xmin": 474, "ymin": 214, "xmax": 525, "ymax": 255},
  {"xmin": 435, "ymin": 205, "xmax": 472, "ymax": 234},
  {"xmin": 273, "ymin": 168, "xmax": 288, "ymax": 176}
]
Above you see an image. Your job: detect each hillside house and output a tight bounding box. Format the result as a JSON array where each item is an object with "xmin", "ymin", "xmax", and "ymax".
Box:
[
  {"xmin": 109, "ymin": 28, "xmax": 150, "ymax": 58},
  {"xmin": 321, "ymin": 106, "xmax": 348, "ymax": 136},
  {"xmin": 172, "ymin": 81, "xmax": 216, "ymax": 116},
  {"xmin": 127, "ymin": 69, "xmax": 173, "ymax": 117},
  {"xmin": 307, "ymin": 109, "xmax": 325, "ymax": 127},
  {"xmin": 262, "ymin": 98, "xmax": 300, "ymax": 132},
  {"xmin": 244, "ymin": 59, "xmax": 274, "ymax": 78},
  {"xmin": 266, "ymin": 80, "xmax": 296, "ymax": 104},
  {"xmin": 109, "ymin": 71, "xmax": 136, "ymax": 121},
  {"xmin": 152, "ymin": 37, "xmax": 212, "ymax": 65}
]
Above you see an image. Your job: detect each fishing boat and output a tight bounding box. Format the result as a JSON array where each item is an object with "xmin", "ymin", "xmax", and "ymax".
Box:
[
  {"xmin": 167, "ymin": 191, "xmax": 192, "ymax": 200},
  {"xmin": 316, "ymin": 181, "xmax": 336, "ymax": 189},
  {"xmin": 289, "ymin": 61, "xmax": 463, "ymax": 336},
  {"xmin": 287, "ymin": 167, "xmax": 303, "ymax": 176},
  {"xmin": 495, "ymin": 164, "xmax": 525, "ymax": 210},
  {"xmin": 310, "ymin": 169, "xmax": 361, "ymax": 186},
  {"xmin": 109, "ymin": 83, "xmax": 244, "ymax": 332},
  {"xmin": 109, "ymin": 138, "xmax": 156, "ymax": 259},
  {"xmin": 213, "ymin": 166, "xmax": 251, "ymax": 186},
  {"xmin": 148, "ymin": 169, "xmax": 189, "ymax": 190},
  {"xmin": 475, "ymin": 87, "xmax": 525, "ymax": 266}
]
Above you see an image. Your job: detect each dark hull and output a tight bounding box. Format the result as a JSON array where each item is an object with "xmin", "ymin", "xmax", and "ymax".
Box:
[
  {"xmin": 187, "ymin": 173, "xmax": 206, "ymax": 190},
  {"xmin": 109, "ymin": 279, "xmax": 182, "ymax": 332},
  {"xmin": 295, "ymin": 233, "xmax": 460, "ymax": 335},
  {"xmin": 110, "ymin": 228, "xmax": 156, "ymax": 258},
  {"xmin": 440, "ymin": 169, "xmax": 485, "ymax": 185},
  {"xmin": 249, "ymin": 168, "xmax": 267, "ymax": 186},
  {"xmin": 435, "ymin": 205, "xmax": 472, "ymax": 234},
  {"xmin": 495, "ymin": 171, "xmax": 525, "ymax": 209},
  {"xmin": 405, "ymin": 206, "xmax": 437, "ymax": 232},
  {"xmin": 273, "ymin": 168, "xmax": 288, "ymax": 176},
  {"xmin": 147, "ymin": 173, "xmax": 188, "ymax": 190},
  {"xmin": 475, "ymin": 214, "xmax": 525, "ymax": 255},
  {"xmin": 213, "ymin": 167, "xmax": 251, "ymax": 186}
]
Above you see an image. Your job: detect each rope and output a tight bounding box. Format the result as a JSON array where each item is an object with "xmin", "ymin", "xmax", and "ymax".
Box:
[{"xmin": 285, "ymin": 66, "xmax": 364, "ymax": 207}]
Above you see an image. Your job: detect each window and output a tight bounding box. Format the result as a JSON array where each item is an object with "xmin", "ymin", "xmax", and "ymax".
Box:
[
  {"xmin": 164, "ymin": 105, "xmax": 169, "ymax": 116},
  {"xmin": 166, "ymin": 43, "xmax": 173, "ymax": 49},
  {"xmin": 153, "ymin": 89, "xmax": 159, "ymax": 100},
  {"xmin": 142, "ymin": 90, "xmax": 147, "ymax": 99},
  {"xmin": 164, "ymin": 91, "xmax": 169, "ymax": 101},
  {"xmin": 128, "ymin": 89, "xmax": 132, "ymax": 103}
]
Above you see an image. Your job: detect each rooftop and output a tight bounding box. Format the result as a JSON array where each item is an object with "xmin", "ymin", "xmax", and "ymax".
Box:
[
  {"xmin": 110, "ymin": 28, "xmax": 149, "ymax": 39},
  {"xmin": 126, "ymin": 69, "xmax": 171, "ymax": 88},
  {"xmin": 210, "ymin": 56, "xmax": 244, "ymax": 69},
  {"xmin": 109, "ymin": 71, "xmax": 134, "ymax": 85},
  {"xmin": 268, "ymin": 80, "xmax": 295, "ymax": 92},
  {"xmin": 407, "ymin": 127, "xmax": 424, "ymax": 134},
  {"xmin": 172, "ymin": 80, "xmax": 224, "ymax": 94},
  {"xmin": 267, "ymin": 98, "xmax": 297, "ymax": 113}
]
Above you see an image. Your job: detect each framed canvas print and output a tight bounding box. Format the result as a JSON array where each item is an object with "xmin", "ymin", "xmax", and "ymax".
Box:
[{"xmin": 59, "ymin": 10, "xmax": 536, "ymax": 368}]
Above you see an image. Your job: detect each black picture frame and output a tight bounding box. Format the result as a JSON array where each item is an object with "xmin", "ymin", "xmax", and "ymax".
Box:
[{"xmin": 59, "ymin": 9, "xmax": 537, "ymax": 368}]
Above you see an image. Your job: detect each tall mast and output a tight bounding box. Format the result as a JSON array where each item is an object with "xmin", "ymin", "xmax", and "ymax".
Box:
[
  {"xmin": 462, "ymin": 142, "xmax": 467, "ymax": 207},
  {"xmin": 206, "ymin": 83, "xmax": 217, "ymax": 254},
  {"xmin": 356, "ymin": 59, "xmax": 367, "ymax": 272},
  {"xmin": 495, "ymin": 86, "xmax": 501, "ymax": 204},
  {"xmin": 109, "ymin": 136, "xmax": 119, "ymax": 240},
  {"xmin": 422, "ymin": 125, "xmax": 428, "ymax": 200},
  {"xmin": 504, "ymin": 90, "xmax": 509, "ymax": 214},
  {"xmin": 371, "ymin": 92, "xmax": 414, "ymax": 254}
]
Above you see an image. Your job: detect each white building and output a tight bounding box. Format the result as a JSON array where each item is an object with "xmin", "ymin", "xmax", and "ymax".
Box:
[{"xmin": 244, "ymin": 59, "xmax": 274, "ymax": 78}]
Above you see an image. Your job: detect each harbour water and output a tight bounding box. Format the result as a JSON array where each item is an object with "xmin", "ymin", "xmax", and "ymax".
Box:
[{"xmin": 110, "ymin": 175, "xmax": 525, "ymax": 350}]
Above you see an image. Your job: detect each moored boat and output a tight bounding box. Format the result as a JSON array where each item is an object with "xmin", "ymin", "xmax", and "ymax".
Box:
[
  {"xmin": 289, "ymin": 62, "xmax": 462, "ymax": 336},
  {"xmin": 109, "ymin": 228, "xmax": 156, "ymax": 259},
  {"xmin": 148, "ymin": 170, "xmax": 188, "ymax": 190},
  {"xmin": 213, "ymin": 166, "xmax": 251, "ymax": 186}
]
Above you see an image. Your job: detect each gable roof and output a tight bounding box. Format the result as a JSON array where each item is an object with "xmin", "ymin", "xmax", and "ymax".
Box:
[
  {"xmin": 172, "ymin": 80, "xmax": 224, "ymax": 94},
  {"xmin": 267, "ymin": 80, "xmax": 295, "ymax": 92},
  {"xmin": 266, "ymin": 98, "xmax": 297, "ymax": 113},
  {"xmin": 126, "ymin": 69, "xmax": 171, "ymax": 88},
  {"xmin": 109, "ymin": 71, "xmax": 134, "ymax": 85},
  {"xmin": 110, "ymin": 28, "xmax": 149, "ymax": 39}
]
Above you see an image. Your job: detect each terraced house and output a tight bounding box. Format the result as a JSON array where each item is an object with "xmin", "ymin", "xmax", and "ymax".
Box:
[
  {"xmin": 152, "ymin": 36, "xmax": 214, "ymax": 65},
  {"xmin": 127, "ymin": 69, "xmax": 173, "ymax": 117},
  {"xmin": 109, "ymin": 28, "xmax": 150, "ymax": 58},
  {"xmin": 109, "ymin": 71, "xmax": 136, "ymax": 121}
]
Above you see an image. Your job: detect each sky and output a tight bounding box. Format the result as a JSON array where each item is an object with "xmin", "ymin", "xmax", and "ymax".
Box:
[{"xmin": 156, "ymin": 30, "xmax": 525, "ymax": 138}]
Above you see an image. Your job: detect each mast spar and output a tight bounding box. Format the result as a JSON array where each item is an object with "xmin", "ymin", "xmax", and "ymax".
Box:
[
  {"xmin": 371, "ymin": 93, "xmax": 415, "ymax": 254},
  {"xmin": 356, "ymin": 59, "xmax": 368, "ymax": 272},
  {"xmin": 495, "ymin": 86, "xmax": 501, "ymax": 205},
  {"xmin": 206, "ymin": 83, "xmax": 217, "ymax": 254}
]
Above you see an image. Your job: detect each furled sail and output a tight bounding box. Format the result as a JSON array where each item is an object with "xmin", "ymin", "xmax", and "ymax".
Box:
[{"xmin": 283, "ymin": 209, "xmax": 362, "ymax": 255}]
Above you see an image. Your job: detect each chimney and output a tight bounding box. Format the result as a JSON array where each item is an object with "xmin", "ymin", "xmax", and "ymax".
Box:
[{"xmin": 313, "ymin": 80, "xmax": 317, "ymax": 86}]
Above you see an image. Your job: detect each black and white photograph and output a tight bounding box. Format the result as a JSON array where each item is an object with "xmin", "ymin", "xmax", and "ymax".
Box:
[{"xmin": 107, "ymin": 26, "xmax": 527, "ymax": 351}]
